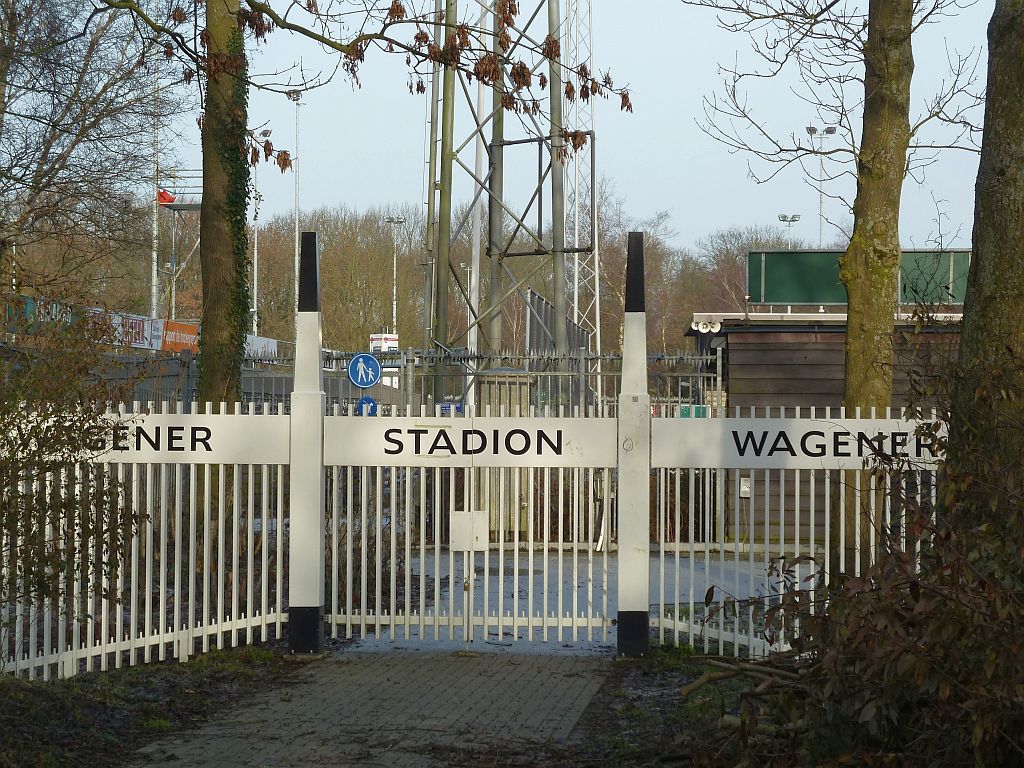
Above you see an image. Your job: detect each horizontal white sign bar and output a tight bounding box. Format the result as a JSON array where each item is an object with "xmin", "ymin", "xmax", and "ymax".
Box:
[
  {"xmin": 84, "ymin": 413, "xmax": 941, "ymax": 470},
  {"xmin": 324, "ymin": 417, "xmax": 618, "ymax": 467},
  {"xmin": 92, "ymin": 414, "xmax": 290, "ymax": 465},
  {"xmin": 652, "ymin": 418, "xmax": 942, "ymax": 470}
]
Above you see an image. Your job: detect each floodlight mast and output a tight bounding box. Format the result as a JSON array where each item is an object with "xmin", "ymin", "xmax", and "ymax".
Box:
[
  {"xmin": 778, "ymin": 213, "xmax": 801, "ymax": 249},
  {"xmin": 805, "ymin": 124, "xmax": 837, "ymax": 248}
]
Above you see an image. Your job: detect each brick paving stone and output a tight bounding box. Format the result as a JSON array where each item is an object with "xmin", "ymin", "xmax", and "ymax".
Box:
[{"xmin": 127, "ymin": 650, "xmax": 612, "ymax": 767}]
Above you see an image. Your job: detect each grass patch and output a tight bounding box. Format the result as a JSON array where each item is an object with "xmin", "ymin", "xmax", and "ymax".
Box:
[
  {"xmin": 596, "ymin": 642, "xmax": 749, "ymax": 765},
  {"xmin": 0, "ymin": 644, "xmax": 294, "ymax": 768}
]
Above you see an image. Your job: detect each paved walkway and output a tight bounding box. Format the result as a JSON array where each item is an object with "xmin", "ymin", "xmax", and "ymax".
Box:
[{"xmin": 130, "ymin": 649, "xmax": 613, "ymax": 767}]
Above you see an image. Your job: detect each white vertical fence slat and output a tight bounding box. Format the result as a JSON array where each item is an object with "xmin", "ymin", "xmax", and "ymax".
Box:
[
  {"xmin": 158, "ymin": 453, "xmax": 167, "ymax": 663},
  {"xmin": 275, "ymin": 443, "xmax": 284, "ymax": 640}
]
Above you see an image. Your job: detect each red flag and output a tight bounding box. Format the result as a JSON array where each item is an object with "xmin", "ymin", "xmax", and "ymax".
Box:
[{"xmin": 157, "ymin": 188, "xmax": 176, "ymax": 205}]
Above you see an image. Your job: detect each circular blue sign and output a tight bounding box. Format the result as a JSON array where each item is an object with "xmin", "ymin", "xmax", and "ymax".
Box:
[
  {"xmin": 356, "ymin": 396, "xmax": 377, "ymax": 417},
  {"xmin": 347, "ymin": 353, "xmax": 382, "ymax": 389}
]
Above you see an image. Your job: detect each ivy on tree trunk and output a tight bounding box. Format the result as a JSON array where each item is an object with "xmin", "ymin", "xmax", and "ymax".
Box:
[{"xmin": 199, "ymin": 0, "xmax": 250, "ymax": 406}]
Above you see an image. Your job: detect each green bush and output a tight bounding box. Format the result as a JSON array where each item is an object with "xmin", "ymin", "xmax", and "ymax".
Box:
[{"xmin": 697, "ymin": 357, "xmax": 1024, "ymax": 767}]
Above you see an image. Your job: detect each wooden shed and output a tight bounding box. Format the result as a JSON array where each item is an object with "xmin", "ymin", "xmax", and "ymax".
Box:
[{"xmin": 692, "ymin": 312, "xmax": 961, "ymax": 414}]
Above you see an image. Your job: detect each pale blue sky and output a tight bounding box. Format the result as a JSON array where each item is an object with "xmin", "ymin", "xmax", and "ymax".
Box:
[{"xmin": 171, "ymin": 1, "xmax": 991, "ymax": 251}]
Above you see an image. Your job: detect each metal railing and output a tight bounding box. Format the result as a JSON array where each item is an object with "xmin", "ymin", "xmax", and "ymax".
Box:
[{"xmin": 126, "ymin": 349, "xmax": 725, "ymax": 419}]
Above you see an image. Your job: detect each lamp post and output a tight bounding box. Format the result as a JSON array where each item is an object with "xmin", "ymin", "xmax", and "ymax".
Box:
[
  {"xmin": 150, "ymin": 75, "xmax": 160, "ymax": 320},
  {"xmin": 805, "ymin": 125, "xmax": 837, "ymax": 248},
  {"xmin": 384, "ymin": 215, "xmax": 406, "ymax": 335},
  {"xmin": 778, "ymin": 213, "xmax": 801, "ymax": 249},
  {"xmin": 252, "ymin": 164, "xmax": 259, "ymax": 336},
  {"xmin": 288, "ymin": 90, "xmax": 301, "ymax": 314}
]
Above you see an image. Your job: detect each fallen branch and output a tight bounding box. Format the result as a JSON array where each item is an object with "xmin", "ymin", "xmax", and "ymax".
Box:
[
  {"xmin": 706, "ymin": 659, "xmax": 802, "ymax": 680},
  {"xmin": 680, "ymin": 669, "xmax": 739, "ymax": 698}
]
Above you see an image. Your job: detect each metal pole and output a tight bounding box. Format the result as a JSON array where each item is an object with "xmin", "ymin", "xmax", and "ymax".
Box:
[
  {"xmin": 547, "ymin": 0, "xmax": 568, "ymax": 357},
  {"xmin": 468, "ymin": 72, "xmax": 486, "ymax": 356},
  {"xmin": 252, "ymin": 166, "xmax": 259, "ymax": 335},
  {"xmin": 487, "ymin": 1, "xmax": 505, "ymax": 355},
  {"xmin": 433, "ymin": 0, "xmax": 457, "ymax": 399},
  {"xmin": 292, "ymin": 93, "xmax": 301, "ymax": 315},
  {"xmin": 423, "ymin": 0, "xmax": 443, "ymax": 354},
  {"xmin": 170, "ymin": 212, "xmax": 177, "ymax": 320},
  {"xmin": 569, "ymin": 0, "xmax": 580, "ymax": 330},
  {"xmin": 778, "ymin": 214, "xmax": 800, "ymax": 250},
  {"xmin": 151, "ymin": 76, "xmax": 159, "ymax": 319},
  {"xmin": 392, "ymin": 228, "xmax": 398, "ymax": 334},
  {"xmin": 805, "ymin": 125, "xmax": 835, "ymax": 248},
  {"xmin": 818, "ymin": 145, "xmax": 825, "ymax": 248},
  {"xmin": 592, "ymin": 135, "xmax": 604, "ymax": 411}
]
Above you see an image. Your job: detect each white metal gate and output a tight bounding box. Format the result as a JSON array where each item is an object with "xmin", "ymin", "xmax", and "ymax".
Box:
[
  {"xmin": 1, "ymin": 405, "xmax": 292, "ymax": 680},
  {"xmin": 321, "ymin": 409, "xmax": 614, "ymax": 643},
  {"xmin": 322, "ymin": 409, "xmax": 618, "ymax": 645}
]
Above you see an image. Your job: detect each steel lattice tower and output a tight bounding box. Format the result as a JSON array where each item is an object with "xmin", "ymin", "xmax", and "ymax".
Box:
[
  {"xmin": 563, "ymin": 0, "xmax": 601, "ymax": 358},
  {"xmin": 421, "ymin": 0, "xmax": 600, "ymax": 379}
]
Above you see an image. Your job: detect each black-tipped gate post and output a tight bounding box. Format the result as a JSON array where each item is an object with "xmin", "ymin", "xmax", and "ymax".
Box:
[
  {"xmin": 625, "ymin": 231, "xmax": 645, "ymax": 314},
  {"xmin": 298, "ymin": 231, "xmax": 320, "ymax": 313},
  {"xmin": 617, "ymin": 230, "xmax": 651, "ymax": 658},
  {"xmin": 289, "ymin": 231, "xmax": 326, "ymax": 655}
]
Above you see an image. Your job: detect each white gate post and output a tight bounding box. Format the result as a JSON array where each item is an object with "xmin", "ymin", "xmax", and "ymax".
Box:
[
  {"xmin": 288, "ymin": 231, "xmax": 326, "ymax": 653},
  {"xmin": 617, "ymin": 231, "xmax": 651, "ymax": 656}
]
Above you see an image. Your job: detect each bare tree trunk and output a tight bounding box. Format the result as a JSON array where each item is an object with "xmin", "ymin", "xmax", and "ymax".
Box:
[
  {"xmin": 957, "ymin": 2, "xmax": 1024, "ymax": 374},
  {"xmin": 840, "ymin": 0, "xmax": 913, "ymax": 412},
  {"xmin": 948, "ymin": 0, "xmax": 1024, "ymax": 522},
  {"xmin": 836, "ymin": 0, "xmax": 914, "ymax": 574},
  {"xmin": 199, "ymin": 0, "xmax": 250, "ymax": 406}
]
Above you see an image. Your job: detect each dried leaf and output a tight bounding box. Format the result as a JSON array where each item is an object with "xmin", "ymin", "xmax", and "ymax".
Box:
[{"xmin": 387, "ymin": 0, "xmax": 407, "ymax": 22}]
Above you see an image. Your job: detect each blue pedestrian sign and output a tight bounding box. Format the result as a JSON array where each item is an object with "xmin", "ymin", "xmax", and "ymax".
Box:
[
  {"xmin": 348, "ymin": 353, "xmax": 382, "ymax": 389},
  {"xmin": 356, "ymin": 396, "xmax": 377, "ymax": 416}
]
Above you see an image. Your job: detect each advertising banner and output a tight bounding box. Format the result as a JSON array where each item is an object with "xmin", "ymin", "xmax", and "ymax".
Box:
[
  {"xmin": 108, "ymin": 313, "xmax": 163, "ymax": 350},
  {"xmin": 161, "ymin": 320, "xmax": 199, "ymax": 352}
]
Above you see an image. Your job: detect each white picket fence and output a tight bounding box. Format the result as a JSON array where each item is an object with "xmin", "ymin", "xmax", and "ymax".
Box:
[
  {"xmin": 2, "ymin": 395, "xmax": 942, "ymax": 680},
  {"xmin": 1, "ymin": 404, "xmax": 291, "ymax": 680},
  {"xmin": 650, "ymin": 407, "xmax": 939, "ymax": 655}
]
